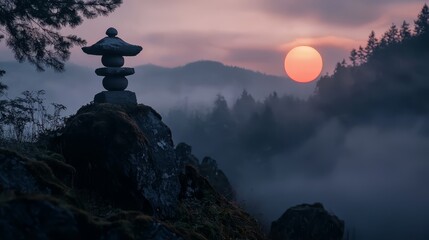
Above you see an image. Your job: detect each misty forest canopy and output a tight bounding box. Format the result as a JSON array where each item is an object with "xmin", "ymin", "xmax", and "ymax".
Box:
[
  {"xmin": 166, "ymin": 4, "xmax": 429, "ymax": 171},
  {"xmin": 0, "ymin": 0, "xmax": 122, "ymax": 72},
  {"xmin": 316, "ymin": 4, "xmax": 429, "ymax": 117}
]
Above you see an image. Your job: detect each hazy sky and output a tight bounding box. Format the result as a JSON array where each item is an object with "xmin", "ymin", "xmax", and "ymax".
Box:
[{"xmin": 0, "ymin": 0, "xmax": 427, "ymax": 75}]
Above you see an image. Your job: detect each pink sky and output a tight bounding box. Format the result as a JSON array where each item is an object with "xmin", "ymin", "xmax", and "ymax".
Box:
[{"xmin": 1, "ymin": 0, "xmax": 427, "ymax": 76}]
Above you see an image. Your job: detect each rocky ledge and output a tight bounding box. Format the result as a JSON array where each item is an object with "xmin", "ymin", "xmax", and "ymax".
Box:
[
  {"xmin": 0, "ymin": 103, "xmax": 345, "ymax": 239},
  {"xmin": 0, "ymin": 103, "xmax": 266, "ymax": 240}
]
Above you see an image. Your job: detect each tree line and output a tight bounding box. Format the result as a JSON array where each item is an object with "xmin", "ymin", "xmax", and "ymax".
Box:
[
  {"xmin": 166, "ymin": 4, "xmax": 429, "ymax": 170},
  {"xmin": 316, "ymin": 4, "xmax": 429, "ymax": 118},
  {"xmin": 340, "ymin": 4, "xmax": 428, "ymax": 68},
  {"xmin": 166, "ymin": 91, "xmax": 315, "ymax": 168}
]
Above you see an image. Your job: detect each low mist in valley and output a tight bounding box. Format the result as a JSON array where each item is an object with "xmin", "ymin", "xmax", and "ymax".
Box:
[
  {"xmin": 165, "ymin": 92, "xmax": 429, "ymax": 240},
  {"xmin": 163, "ymin": 25, "xmax": 429, "ymax": 239}
]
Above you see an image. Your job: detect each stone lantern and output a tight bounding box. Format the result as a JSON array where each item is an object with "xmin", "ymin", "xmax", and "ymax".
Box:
[{"xmin": 82, "ymin": 27, "xmax": 143, "ymax": 105}]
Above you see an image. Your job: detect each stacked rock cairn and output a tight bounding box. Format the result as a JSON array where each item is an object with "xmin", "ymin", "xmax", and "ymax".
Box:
[{"xmin": 82, "ymin": 27, "xmax": 143, "ymax": 105}]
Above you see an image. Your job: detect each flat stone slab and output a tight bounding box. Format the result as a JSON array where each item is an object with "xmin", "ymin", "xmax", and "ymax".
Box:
[
  {"xmin": 82, "ymin": 37, "xmax": 143, "ymax": 56},
  {"xmin": 94, "ymin": 91, "xmax": 137, "ymax": 105},
  {"xmin": 95, "ymin": 67, "xmax": 135, "ymax": 76}
]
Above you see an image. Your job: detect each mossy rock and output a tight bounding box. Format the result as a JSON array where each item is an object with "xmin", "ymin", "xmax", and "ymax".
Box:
[
  {"xmin": 34, "ymin": 152, "xmax": 76, "ymax": 188},
  {"xmin": 0, "ymin": 196, "xmax": 183, "ymax": 240},
  {"xmin": 0, "ymin": 148, "xmax": 73, "ymax": 202},
  {"xmin": 169, "ymin": 165, "xmax": 266, "ymax": 240},
  {"xmin": 59, "ymin": 103, "xmax": 181, "ymax": 218}
]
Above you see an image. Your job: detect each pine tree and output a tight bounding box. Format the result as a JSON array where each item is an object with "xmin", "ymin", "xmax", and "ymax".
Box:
[
  {"xmin": 380, "ymin": 24, "xmax": 399, "ymax": 47},
  {"xmin": 364, "ymin": 31, "xmax": 379, "ymax": 58},
  {"xmin": 233, "ymin": 90, "xmax": 257, "ymax": 121},
  {"xmin": 349, "ymin": 49, "xmax": 358, "ymax": 66},
  {"xmin": 400, "ymin": 21, "xmax": 412, "ymax": 40},
  {"xmin": 387, "ymin": 24, "xmax": 399, "ymax": 43},
  {"xmin": 0, "ymin": 0, "xmax": 122, "ymax": 71},
  {"xmin": 211, "ymin": 94, "xmax": 232, "ymax": 127},
  {"xmin": 414, "ymin": 4, "xmax": 429, "ymax": 35},
  {"xmin": 334, "ymin": 59, "xmax": 347, "ymax": 74},
  {"xmin": 357, "ymin": 46, "xmax": 366, "ymax": 64}
]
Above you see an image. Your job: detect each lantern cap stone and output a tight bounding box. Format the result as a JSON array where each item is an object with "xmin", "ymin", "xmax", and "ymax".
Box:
[
  {"xmin": 82, "ymin": 27, "xmax": 143, "ymax": 56},
  {"xmin": 106, "ymin": 27, "xmax": 118, "ymax": 37}
]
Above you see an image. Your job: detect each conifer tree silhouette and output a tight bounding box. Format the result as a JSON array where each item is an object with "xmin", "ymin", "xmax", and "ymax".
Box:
[
  {"xmin": 0, "ymin": 0, "xmax": 122, "ymax": 72},
  {"xmin": 414, "ymin": 4, "xmax": 429, "ymax": 35}
]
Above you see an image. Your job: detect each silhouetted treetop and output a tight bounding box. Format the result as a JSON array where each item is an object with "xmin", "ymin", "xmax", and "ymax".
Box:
[
  {"xmin": 400, "ymin": 21, "xmax": 412, "ymax": 40},
  {"xmin": 364, "ymin": 31, "xmax": 378, "ymax": 59},
  {"xmin": 349, "ymin": 49, "xmax": 358, "ymax": 66},
  {"xmin": 0, "ymin": 0, "xmax": 122, "ymax": 71},
  {"xmin": 380, "ymin": 23, "xmax": 399, "ymax": 48},
  {"xmin": 414, "ymin": 4, "xmax": 429, "ymax": 35},
  {"xmin": 345, "ymin": 4, "xmax": 429, "ymax": 69}
]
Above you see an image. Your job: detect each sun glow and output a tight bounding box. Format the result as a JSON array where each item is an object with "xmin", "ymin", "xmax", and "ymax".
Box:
[{"xmin": 284, "ymin": 46, "xmax": 323, "ymax": 83}]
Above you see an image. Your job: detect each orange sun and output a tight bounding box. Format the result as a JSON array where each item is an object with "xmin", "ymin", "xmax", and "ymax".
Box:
[{"xmin": 284, "ymin": 46, "xmax": 323, "ymax": 83}]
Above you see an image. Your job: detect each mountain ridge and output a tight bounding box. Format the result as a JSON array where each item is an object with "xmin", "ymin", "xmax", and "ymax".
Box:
[{"xmin": 0, "ymin": 59, "xmax": 316, "ymax": 114}]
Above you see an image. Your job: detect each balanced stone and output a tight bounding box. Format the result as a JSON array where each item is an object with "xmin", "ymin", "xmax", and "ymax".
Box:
[
  {"xmin": 103, "ymin": 76, "xmax": 128, "ymax": 91},
  {"xmin": 101, "ymin": 55, "xmax": 125, "ymax": 67},
  {"xmin": 82, "ymin": 27, "xmax": 143, "ymax": 105},
  {"xmin": 95, "ymin": 67, "xmax": 135, "ymax": 76},
  {"xmin": 94, "ymin": 91, "xmax": 137, "ymax": 105}
]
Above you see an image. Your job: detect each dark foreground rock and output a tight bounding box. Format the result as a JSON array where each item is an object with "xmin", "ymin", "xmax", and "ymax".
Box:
[
  {"xmin": 170, "ymin": 165, "xmax": 265, "ymax": 240},
  {"xmin": 0, "ymin": 196, "xmax": 183, "ymax": 240},
  {"xmin": 0, "ymin": 103, "xmax": 267, "ymax": 239},
  {"xmin": 270, "ymin": 203, "xmax": 344, "ymax": 240},
  {"xmin": 60, "ymin": 104, "xmax": 181, "ymax": 218},
  {"xmin": 0, "ymin": 149, "xmax": 71, "ymax": 198}
]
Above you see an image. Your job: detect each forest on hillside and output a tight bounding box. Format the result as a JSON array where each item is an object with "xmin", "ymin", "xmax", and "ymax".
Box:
[{"xmin": 165, "ymin": 5, "xmax": 429, "ymax": 176}]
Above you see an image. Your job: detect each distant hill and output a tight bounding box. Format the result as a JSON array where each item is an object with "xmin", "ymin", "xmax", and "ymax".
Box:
[
  {"xmin": 0, "ymin": 60, "xmax": 316, "ymax": 114},
  {"xmin": 136, "ymin": 60, "xmax": 285, "ymax": 87}
]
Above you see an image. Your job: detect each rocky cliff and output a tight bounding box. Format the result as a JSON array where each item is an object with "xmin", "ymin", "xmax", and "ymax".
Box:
[
  {"xmin": 0, "ymin": 103, "xmax": 265, "ymax": 240},
  {"xmin": 0, "ymin": 102, "xmax": 345, "ymax": 240},
  {"xmin": 60, "ymin": 103, "xmax": 181, "ymax": 218}
]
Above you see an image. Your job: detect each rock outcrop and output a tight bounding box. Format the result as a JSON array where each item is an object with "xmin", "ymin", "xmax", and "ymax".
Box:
[
  {"xmin": 175, "ymin": 143, "xmax": 199, "ymax": 167},
  {"xmin": 0, "ymin": 102, "xmax": 267, "ymax": 239},
  {"xmin": 199, "ymin": 157, "xmax": 235, "ymax": 201},
  {"xmin": 175, "ymin": 143, "xmax": 236, "ymax": 200},
  {"xmin": 270, "ymin": 203, "xmax": 344, "ymax": 240},
  {"xmin": 0, "ymin": 149, "xmax": 70, "ymax": 197},
  {"xmin": 171, "ymin": 165, "xmax": 265, "ymax": 240},
  {"xmin": 60, "ymin": 103, "xmax": 181, "ymax": 218},
  {"xmin": 0, "ymin": 196, "xmax": 183, "ymax": 240}
]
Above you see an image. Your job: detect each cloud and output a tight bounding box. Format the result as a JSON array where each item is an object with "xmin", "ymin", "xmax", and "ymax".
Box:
[
  {"xmin": 256, "ymin": 0, "xmax": 426, "ymax": 27},
  {"xmin": 280, "ymin": 36, "xmax": 360, "ymax": 51},
  {"xmin": 137, "ymin": 31, "xmax": 295, "ymax": 75},
  {"xmin": 133, "ymin": 31, "xmax": 254, "ymax": 67},
  {"xmin": 223, "ymin": 47, "xmax": 285, "ymax": 75}
]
